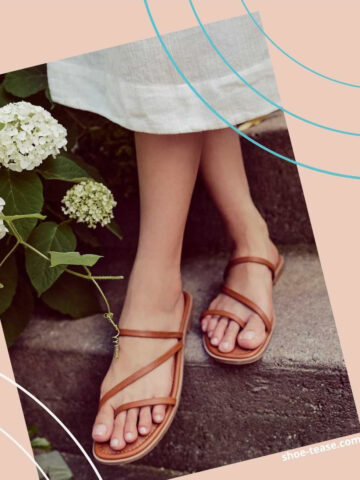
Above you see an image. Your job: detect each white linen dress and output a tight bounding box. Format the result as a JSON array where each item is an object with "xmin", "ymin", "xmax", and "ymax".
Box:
[{"xmin": 47, "ymin": 13, "xmax": 280, "ymax": 134}]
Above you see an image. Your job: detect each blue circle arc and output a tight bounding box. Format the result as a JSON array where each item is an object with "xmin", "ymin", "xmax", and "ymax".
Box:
[
  {"xmin": 188, "ymin": 0, "xmax": 360, "ymax": 137},
  {"xmin": 143, "ymin": 0, "xmax": 360, "ymax": 180},
  {"xmin": 241, "ymin": 0, "xmax": 360, "ymax": 89}
]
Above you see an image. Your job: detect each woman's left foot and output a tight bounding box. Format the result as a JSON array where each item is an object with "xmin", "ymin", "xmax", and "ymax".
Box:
[{"xmin": 201, "ymin": 226, "xmax": 279, "ymax": 353}]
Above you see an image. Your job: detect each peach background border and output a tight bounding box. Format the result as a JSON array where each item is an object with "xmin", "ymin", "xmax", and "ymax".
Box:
[{"xmin": 1, "ymin": 0, "xmax": 360, "ymax": 477}]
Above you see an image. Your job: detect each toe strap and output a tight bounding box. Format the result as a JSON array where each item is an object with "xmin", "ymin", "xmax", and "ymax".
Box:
[
  {"xmin": 201, "ymin": 309, "xmax": 246, "ymax": 329},
  {"xmin": 221, "ymin": 285, "xmax": 272, "ymax": 332},
  {"xmin": 114, "ymin": 397, "xmax": 177, "ymax": 416}
]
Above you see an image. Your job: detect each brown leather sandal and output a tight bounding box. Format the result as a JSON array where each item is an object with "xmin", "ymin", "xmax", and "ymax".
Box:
[
  {"xmin": 200, "ymin": 255, "xmax": 284, "ymax": 365},
  {"xmin": 93, "ymin": 291, "xmax": 193, "ymax": 464}
]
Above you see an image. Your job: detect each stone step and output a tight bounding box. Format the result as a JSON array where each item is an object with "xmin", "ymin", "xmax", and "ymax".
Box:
[
  {"xmin": 102, "ymin": 111, "xmax": 314, "ymax": 257},
  {"xmin": 61, "ymin": 451, "xmax": 184, "ymax": 480},
  {"xmin": 9, "ymin": 245, "xmax": 358, "ymax": 478}
]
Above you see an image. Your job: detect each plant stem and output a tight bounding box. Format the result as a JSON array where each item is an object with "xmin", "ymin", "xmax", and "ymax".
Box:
[
  {"xmin": 5, "ymin": 220, "xmax": 123, "ymax": 281},
  {"xmin": 1, "ymin": 213, "xmax": 47, "ymax": 221},
  {"xmin": 3, "ymin": 215, "xmax": 121, "ymax": 358},
  {"xmin": 83, "ymin": 266, "xmax": 120, "ymax": 359},
  {"xmin": 0, "ymin": 240, "xmax": 20, "ymax": 268}
]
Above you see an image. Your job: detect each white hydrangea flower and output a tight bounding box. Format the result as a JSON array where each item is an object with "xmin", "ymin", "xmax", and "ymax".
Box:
[
  {"xmin": 0, "ymin": 101, "xmax": 67, "ymax": 172},
  {"xmin": 0, "ymin": 197, "xmax": 8, "ymax": 240},
  {"xmin": 61, "ymin": 180, "xmax": 117, "ymax": 229}
]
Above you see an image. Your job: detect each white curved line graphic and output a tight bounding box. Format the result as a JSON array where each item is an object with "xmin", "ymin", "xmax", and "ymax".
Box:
[
  {"xmin": 0, "ymin": 372, "xmax": 103, "ymax": 480},
  {"xmin": 0, "ymin": 426, "xmax": 50, "ymax": 480}
]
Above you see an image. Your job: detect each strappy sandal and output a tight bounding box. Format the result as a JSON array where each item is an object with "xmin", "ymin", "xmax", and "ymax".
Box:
[
  {"xmin": 200, "ymin": 255, "xmax": 284, "ymax": 365},
  {"xmin": 93, "ymin": 291, "xmax": 193, "ymax": 464}
]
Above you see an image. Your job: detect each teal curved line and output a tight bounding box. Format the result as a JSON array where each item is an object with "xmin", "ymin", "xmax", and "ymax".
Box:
[
  {"xmin": 241, "ymin": 0, "xmax": 360, "ymax": 89},
  {"xmin": 143, "ymin": 0, "xmax": 360, "ymax": 180},
  {"xmin": 189, "ymin": 0, "xmax": 360, "ymax": 136}
]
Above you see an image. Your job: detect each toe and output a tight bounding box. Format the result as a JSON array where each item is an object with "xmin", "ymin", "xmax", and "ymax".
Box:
[
  {"xmin": 219, "ymin": 320, "xmax": 240, "ymax": 352},
  {"xmin": 207, "ymin": 315, "xmax": 219, "ymax": 338},
  {"xmin": 124, "ymin": 408, "xmax": 139, "ymax": 443},
  {"xmin": 138, "ymin": 407, "xmax": 152, "ymax": 436},
  {"xmin": 92, "ymin": 403, "xmax": 114, "ymax": 443},
  {"xmin": 201, "ymin": 315, "xmax": 211, "ymax": 332},
  {"xmin": 152, "ymin": 404, "xmax": 166, "ymax": 424},
  {"xmin": 237, "ymin": 314, "xmax": 266, "ymax": 350},
  {"xmin": 210, "ymin": 317, "xmax": 228, "ymax": 346},
  {"xmin": 110, "ymin": 411, "xmax": 126, "ymax": 450}
]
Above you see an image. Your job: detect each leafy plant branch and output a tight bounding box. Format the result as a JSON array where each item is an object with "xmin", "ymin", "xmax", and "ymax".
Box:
[{"xmin": 1, "ymin": 212, "xmax": 121, "ymax": 357}]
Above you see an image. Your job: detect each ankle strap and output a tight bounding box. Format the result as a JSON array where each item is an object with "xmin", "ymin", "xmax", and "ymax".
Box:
[{"xmin": 224, "ymin": 256, "xmax": 277, "ymax": 280}]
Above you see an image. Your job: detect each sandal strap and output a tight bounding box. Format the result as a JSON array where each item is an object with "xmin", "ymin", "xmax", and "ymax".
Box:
[
  {"xmin": 224, "ymin": 256, "xmax": 278, "ymax": 280},
  {"xmin": 115, "ymin": 397, "xmax": 176, "ymax": 416},
  {"xmin": 201, "ymin": 309, "xmax": 246, "ymax": 329},
  {"xmin": 98, "ymin": 341, "xmax": 183, "ymax": 410},
  {"xmin": 120, "ymin": 329, "xmax": 183, "ymax": 339},
  {"xmin": 221, "ymin": 285, "xmax": 272, "ymax": 332}
]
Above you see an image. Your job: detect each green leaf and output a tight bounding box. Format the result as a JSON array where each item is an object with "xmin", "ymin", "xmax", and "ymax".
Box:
[
  {"xmin": 0, "ymin": 169, "xmax": 44, "ymax": 240},
  {"xmin": 41, "ymin": 273, "xmax": 101, "ymax": 319},
  {"xmin": 35, "ymin": 451, "xmax": 73, "ymax": 480},
  {"xmin": 38, "ymin": 155, "xmax": 91, "ymax": 182},
  {"xmin": 45, "ymin": 86, "xmax": 55, "ymax": 110},
  {"xmin": 1, "ymin": 276, "xmax": 34, "ymax": 347},
  {"xmin": 31, "ymin": 437, "xmax": 52, "ymax": 451},
  {"xmin": 49, "ymin": 251, "xmax": 102, "ymax": 268},
  {"xmin": 72, "ymin": 222, "xmax": 100, "ymax": 248},
  {"xmin": 0, "ymin": 83, "xmax": 12, "ymax": 107},
  {"xmin": 3, "ymin": 65, "xmax": 48, "ymax": 98},
  {"xmin": 0, "ymin": 245, "xmax": 18, "ymax": 314},
  {"xmin": 25, "ymin": 222, "xmax": 76, "ymax": 295},
  {"xmin": 69, "ymin": 154, "xmax": 104, "ymax": 183},
  {"xmin": 28, "ymin": 425, "xmax": 39, "ymax": 439},
  {"xmin": 106, "ymin": 219, "xmax": 123, "ymax": 240}
]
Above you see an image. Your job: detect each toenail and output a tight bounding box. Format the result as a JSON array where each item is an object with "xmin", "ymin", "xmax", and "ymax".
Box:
[
  {"xmin": 208, "ymin": 331, "xmax": 213, "ymax": 338},
  {"xmin": 110, "ymin": 438, "xmax": 119, "ymax": 448},
  {"xmin": 220, "ymin": 342, "xmax": 230, "ymax": 351},
  {"xmin": 125, "ymin": 432, "xmax": 135, "ymax": 442},
  {"xmin": 201, "ymin": 324, "xmax": 207, "ymax": 332},
  {"xmin": 243, "ymin": 331, "xmax": 255, "ymax": 340},
  {"xmin": 211, "ymin": 337, "xmax": 218, "ymax": 345},
  {"xmin": 139, "ymin": 426, "xmax": 148, "ymax": 435},
  {"xmin": 93, "ymin": 424, "xmax": 106, "ymax": 437},
  {"xmin": 154, "ymin": 414, "xmax": 163, "ymax": 422}
]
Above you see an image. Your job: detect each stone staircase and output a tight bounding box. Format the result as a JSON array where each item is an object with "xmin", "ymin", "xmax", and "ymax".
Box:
[{"xmin": 8, "ymin": 112, "xmax": 359, "ymax": 479}]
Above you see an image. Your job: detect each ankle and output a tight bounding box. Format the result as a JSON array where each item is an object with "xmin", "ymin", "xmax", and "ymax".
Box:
[
  {"xmin": 228, "ymin": 211, "xmax": 278, "ymax": 261},
  {"xmin": 123, "ymin": 260, "xmax": 183, "ymax": 316}
]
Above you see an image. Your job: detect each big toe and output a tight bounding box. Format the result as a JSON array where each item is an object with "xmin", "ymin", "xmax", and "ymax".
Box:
[
  {"xmin": 92, "ymin": 403, "xmax": 114, "ymax": 442},
  {"xmin": 237, "ymin": 314, "xmax": 266, "ymax": 350}
]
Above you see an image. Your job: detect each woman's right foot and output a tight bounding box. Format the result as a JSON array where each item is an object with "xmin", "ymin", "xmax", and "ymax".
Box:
[{"xmin": 92, "ymin": 265, "xmax": 184, "ymax": 451}]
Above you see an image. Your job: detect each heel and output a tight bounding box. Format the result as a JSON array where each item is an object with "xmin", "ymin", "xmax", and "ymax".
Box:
[{"xmin": 273, "ymin": 256, "xmax": 285, "ymax": 285}]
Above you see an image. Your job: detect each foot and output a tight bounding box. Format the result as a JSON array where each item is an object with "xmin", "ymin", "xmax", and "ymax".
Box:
[
  {"xmin": 92, "ymin": 265, "xmax": 184, "ymax": 451},
  {"xmin": 201, "ymin": 221, "xmax": 279, "ymax": 353}
]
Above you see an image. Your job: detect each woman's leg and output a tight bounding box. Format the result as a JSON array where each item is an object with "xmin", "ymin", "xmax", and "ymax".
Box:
[
  {"xmin": 200, "ymin": 128, "xmax": 279, "ymax": 352},
  {"xmin": 92, "ymin": 132, "xmax": 203, "ymax": 450}
]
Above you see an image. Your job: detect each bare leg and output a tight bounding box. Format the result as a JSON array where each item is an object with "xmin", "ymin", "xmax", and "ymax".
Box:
[
  {"xmin": 92, "ymin": 132, "xmax": 203, "ymax": 450},
  {"xmin": 200, "ymin": 128, "xmax": 279, "ymax": 352}
]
